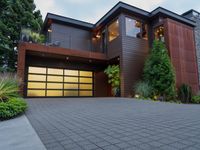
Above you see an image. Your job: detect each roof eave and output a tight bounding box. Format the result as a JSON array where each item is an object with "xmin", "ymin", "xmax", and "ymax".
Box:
[
  {"xmin": 95, "ymin": 2, "xmax": 150, "ymax": 27},
  {"xmin": 150, "ymin": 7, "xmax": 196, "ymax": 27},
  {"xmin": 42, "ymin": 13, "xmax": 94, "ymax": 33}
]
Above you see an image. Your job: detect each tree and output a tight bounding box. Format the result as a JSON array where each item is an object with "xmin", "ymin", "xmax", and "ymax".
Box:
[
  {"xmin": 104, "ymin": 65, "xmax": 120, "ymax": 96},
  {"xmin": 0, "ymin": 0, "xmax": 43, "ymax": 72},
  {"xmin": 143, "ymin": 40, "xmax": 176, "ymax": 100}
]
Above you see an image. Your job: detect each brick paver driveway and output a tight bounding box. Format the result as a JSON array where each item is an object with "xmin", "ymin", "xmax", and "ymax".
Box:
[{"xmin": 26, "ymin": 98, "xmax": 200, "ymax": 150}]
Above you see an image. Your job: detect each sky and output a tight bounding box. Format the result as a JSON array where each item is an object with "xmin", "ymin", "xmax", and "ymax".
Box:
[{"xmin": 34, "ymin": 0, "xmax": 200, "ymax": 23}]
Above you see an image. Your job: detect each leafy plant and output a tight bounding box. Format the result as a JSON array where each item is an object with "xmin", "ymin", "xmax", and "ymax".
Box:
[
  {"xmin": 178, "ymin": 84, "xmax": 192, "ymax": 103},
  {"xmin": 0, "ymin": 73, "xmax": 21, "ymax": 102},
  {"xmin": 104, "ymin": 65, "xmax": 120, "ymax": 96},
  {"xmin": 0, "ymin": 97, "xmax": 27, "ymax": 120},
  {"xmin": 21, "ymin": 28, "xmax": 45, "ymax": 43},
  {"xmin": 143, "ymin": 40, "xmax": 176, "ymax": 100},
  {"xmin": 134, "ymin": 81, "xmax": 153, "ymax": 99},
  {"xmin": 191, "ymin": 95, "xmax": 200, "ymax": 104},
  {"xmin": 30, "ymin": 31, "xmax": 45, "ymax": 43}
]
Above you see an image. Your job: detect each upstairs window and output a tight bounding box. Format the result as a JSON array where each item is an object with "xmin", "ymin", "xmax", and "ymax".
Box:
[
  {"xmin": 108, "ymin": 19, "xmax": 119, "ymax": 42},
  {"xmin": 154, "ymin": 26, "xmax": 165, "ymax": 42},
  {"xmin": 125, "ymin": 17, "xmax": 148, "ymax": 40}
]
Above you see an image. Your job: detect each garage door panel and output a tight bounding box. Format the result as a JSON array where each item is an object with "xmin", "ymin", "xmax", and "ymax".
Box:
[
  {"xmin": 47, "ymin": 75, "xmax": 63, "ymax": 82},
  {"xmin": 64, "ymin": 90, "xmax": 79, "ymax": 96},
  {"xmin": 79, "ymin": 90, "xmax": 93, "ymax": 96},
  {"xmin": 27, "ymin": 90, "xmax": 46, "ymax": 97},
  {"xmin": 64, "ymin": 84, "xmax": 78, "ymax": 89},
  {"xmin": 64, "ymin": 77, "xmax": 78, "ymax": 83},
  {"xmin": 28, "ymin": 74, "xmax": 46, "ymax": 81},
  {"xmin": 48, "ymin": 68, "xmax": 63, "ymax": 75},
  {"xmin": 27, "ymin": 66, "xmax": 93, "ymax": 97},
  {"xmin": 47, "ymin": 83, "xmax": 63, "ymax": 89},
  {"xmin": 47, "ymin": 90, "xmax": 63, "ymax": 96},
  {"xmin": 29, "ymin": 67, "xmax": 46, "ymax": 74},
  {"xmin": 79, "ymin": 77, "xmax": 93, "ymax": 83},
  {"xmin": 80, "ymin": 71, "xmax": 93, "ymax": 77},
  {"xmin": 79, "ymin": 84, "xmax": 93, "ymax": 90},
  {"xmin": 28, "ymin": 82, "xmax": 46, "ymax": 89},
  {"xmin": 64, "ymin": 70, "xmax": 78, "ymax": 76}
]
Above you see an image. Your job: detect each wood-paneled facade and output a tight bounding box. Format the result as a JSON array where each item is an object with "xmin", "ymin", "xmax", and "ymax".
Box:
[{"xmin": 164, "ymin": 19, "xmax": 199, "ymax": 93}]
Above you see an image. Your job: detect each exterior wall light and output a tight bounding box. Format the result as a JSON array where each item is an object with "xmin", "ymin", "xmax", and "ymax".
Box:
[
  {"xmin": 96, "ymin": 34, "xmax": 101, "ymax": 38},
  {"xmin": 48, "ymin": 29, "xmax": 52, "ymax": 32}
]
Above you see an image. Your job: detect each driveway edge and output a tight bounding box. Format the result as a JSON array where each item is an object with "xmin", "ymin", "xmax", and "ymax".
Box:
[{"xmin": 0, "ymin": 115, "xmax": 46, "ymax": 150}]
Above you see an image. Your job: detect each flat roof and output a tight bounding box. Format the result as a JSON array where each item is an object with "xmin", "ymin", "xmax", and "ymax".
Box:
[{"xmin": 42, "ymin": 1, "xmax": 196, "ymax": 31}]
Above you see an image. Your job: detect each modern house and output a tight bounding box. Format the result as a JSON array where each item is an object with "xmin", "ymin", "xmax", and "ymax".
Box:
[{"xmin": 17, "ymin": 2, "xmax": 199, "ymax": 98}]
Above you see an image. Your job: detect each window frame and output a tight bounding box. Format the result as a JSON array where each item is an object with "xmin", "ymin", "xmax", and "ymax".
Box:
[
  {"xmin": 153, "ymin": 24, "xmax": 165, "ymax": 42},
  {"xmin": 108, "ymin": 18, "xmax": 120, "ymax": 42},
  {"xmin": 125, "ymin": 16, "xmax": 148, "ymax": 40}
]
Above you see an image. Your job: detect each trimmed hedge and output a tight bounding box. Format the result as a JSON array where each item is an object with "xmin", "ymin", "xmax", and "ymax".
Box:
[{"xmin": 0, "ymin": 98, "xmax": 27, "ymax": 120}]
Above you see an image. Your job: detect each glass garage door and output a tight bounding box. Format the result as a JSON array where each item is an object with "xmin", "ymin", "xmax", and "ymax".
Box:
[{"xmin": 27, "ymin": 66, "xmax": 93, "ymax": 97}]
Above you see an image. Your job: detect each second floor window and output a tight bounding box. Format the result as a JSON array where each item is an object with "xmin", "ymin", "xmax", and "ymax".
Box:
[
  {"xmin": 125, "ymin": 17, "xmax": 148, "ymax": 40},
  {"xmin": 108, "ymin": 19, "xmax": 119, "ymax": 42},
  {"xmin": 154, "ymin": 25, "xmax": 165, "ymax": 42}
]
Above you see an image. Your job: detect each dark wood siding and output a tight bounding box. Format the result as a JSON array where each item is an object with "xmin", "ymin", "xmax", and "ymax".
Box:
[
  {"xmin": 120, "ymin": 14, "xmax": 149, "ymax": 97},
  {"xmin": 164, "ymin": 18, "xmax": 199, "ymax": 93},
  {"xmin": 51, "ymin": 23, "xmax": 92, "ymax": 51},
  {"xmin": 92, "ymin": 37, "xmax": 102, "ymax": 53},
  {"xmin": 94, "ymin": 71, "xmax": 110, "ymax": 97},
  {"xmin": 107, "ymin": 37, "xmax": 122, "ymax": 59}
]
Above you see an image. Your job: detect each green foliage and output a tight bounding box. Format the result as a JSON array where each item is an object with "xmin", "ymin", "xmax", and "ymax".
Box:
[
  {"xmin": 134, "ymin": 81, "xmax": 153, "ymax": 99},
  {"xmin": 104, "ymin": 65, "xmax": 120, "ymax": 95},
  {"xmin": 0, "ymin": 0, "xmax": 43, "ymax": 72},
  {"xmin": 0, "ymin": 74, "xmax": 21, "ymax": 102},
  {"xmin": 30, "ymin": 32, "xmax": 45, "ymax": 43},
  {"xmin": 0, "ymin": 98, "xmax": 27, "ymax": 120},
  {"xmin": 191, "ymin": 95, "xmax": 200, "ymax": 104},
  {"xmin": 178, "ymin": 84, "xmax": 192, "ymax": 103},
  {"xmin": 143, "ymin": 40, "xmax": 176, "ymax": 100},
  {"xmin": 104, "ymin": 65, "xmax": 120, "ymax": 88},
  {"xmin": 21, "ymin": 28, "xmax": 45, "ymax": 43}
]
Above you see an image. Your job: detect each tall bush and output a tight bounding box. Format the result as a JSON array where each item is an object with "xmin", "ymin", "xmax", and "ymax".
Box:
[{"xmin": 143, "ymin": 40, "xmax": 176, "ymax": 100}]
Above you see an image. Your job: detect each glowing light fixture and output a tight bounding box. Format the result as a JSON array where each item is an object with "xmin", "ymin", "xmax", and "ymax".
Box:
[
  {"xmin": 96, "ymin": 34, "xmax": 101, "ymax": 38},
  {"xmin": 48, "ymin": 29, "xmax": 52, "ymax": 32}
]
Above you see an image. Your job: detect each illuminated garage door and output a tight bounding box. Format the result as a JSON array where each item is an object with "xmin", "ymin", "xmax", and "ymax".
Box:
[{"xmin": 27, "ymin": 66, "xmax": 93, "ymax": 97}]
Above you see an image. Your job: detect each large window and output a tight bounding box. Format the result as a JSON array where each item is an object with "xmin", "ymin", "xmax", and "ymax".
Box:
[
  {"xmin": 108, "ymin": 19, "xmax": 119, "ymax": 42},
  {"xmin": 125, "ymin": 17, "xmax": 148, "ymax": 40},
  {"xmin": 27, "ymin": 67, "xmax": 93, "ymax": 97}
]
